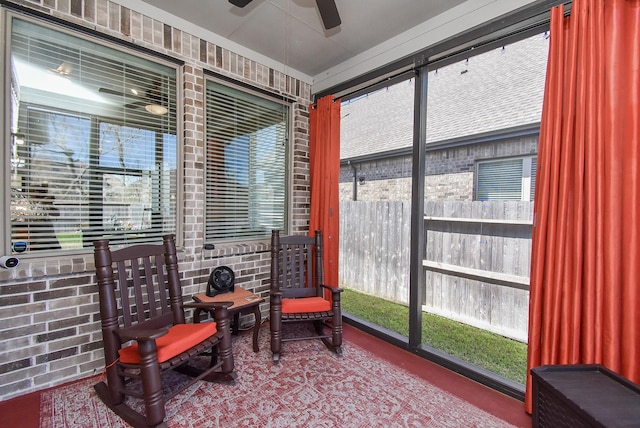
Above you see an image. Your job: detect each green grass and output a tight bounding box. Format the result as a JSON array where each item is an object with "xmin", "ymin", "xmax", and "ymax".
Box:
[
  {"xmin": 56, "ymin": 231, "xmax": 83, "ymax": 249},
  {"xmin": 341, "ymin": 288, "xmax": 528, "ymax": 384}
]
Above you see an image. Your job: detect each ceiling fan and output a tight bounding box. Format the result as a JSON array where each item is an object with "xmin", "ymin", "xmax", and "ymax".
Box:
[
  {"xmin": 99, "ymin": 84, "xmax": 168, "ymax": 115},
  {"xmin": 229, "ymin": 0, "xmax": 341, "ymax": 30}
]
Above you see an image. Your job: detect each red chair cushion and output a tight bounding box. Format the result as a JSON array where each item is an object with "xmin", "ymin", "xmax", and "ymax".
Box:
[
  {"xmin": 282, "ymin": 296, "xmax": 331, "ymax": 314},
  {"xmin": 118, "ymin": 323, "xmax": 218, "ymax": 364}
]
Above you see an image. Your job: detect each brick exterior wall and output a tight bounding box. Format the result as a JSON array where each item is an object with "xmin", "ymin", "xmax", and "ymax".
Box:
[
  {"xmin": 0, "ymin": 0, "xmax": 312, "ymax": 401},
  {"xmin": 340, "ymin": 133, "xmax": 538, "ymax": 201}
]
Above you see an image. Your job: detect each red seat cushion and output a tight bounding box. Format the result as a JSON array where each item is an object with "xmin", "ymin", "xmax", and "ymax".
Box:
[
  {"xmin": 118, "ymin": 323, "xmax": 218, "ymax": 364},
  {"xmin": 282, "ymin": 296, "xmax": 331, "ymax": 314}
]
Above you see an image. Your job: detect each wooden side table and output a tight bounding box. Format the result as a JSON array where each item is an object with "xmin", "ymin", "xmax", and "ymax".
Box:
[{"xmin": 193, "ymin": 287, "xmax": 264, "ymax": 352}]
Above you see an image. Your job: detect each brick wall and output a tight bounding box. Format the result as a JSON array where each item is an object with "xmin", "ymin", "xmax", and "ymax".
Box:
[
  {"xmin": 0, "ymin": 0, "xmax": 312, "ymax": 401},
  {"xmin": 339, "ymin": 173, "xmax": 473, "ymax": 202},
  {"xmin": 340, "ymin": 134, "xmax": 538, "ymax": 201}
]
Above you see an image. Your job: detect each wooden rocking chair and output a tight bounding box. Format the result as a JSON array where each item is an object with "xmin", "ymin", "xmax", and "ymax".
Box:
[
  {"xmin": 93, "ymin": 234, "xmax": 235, "ymax": 428},
  {"xmin": 269, "ymin": 230, "xmax": 343, "ymax": 363}
]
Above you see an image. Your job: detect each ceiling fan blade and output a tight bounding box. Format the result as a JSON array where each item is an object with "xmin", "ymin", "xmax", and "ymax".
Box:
[
  {"xmin": 125, "ymin": 101, "xmax": 146, "ymax": 109},
  {"xmin": 99, "ymin": 87, "xmax": 146, "ymax": 100},
  {"xmin": 316, "ymin": 0, "xmax": 341, "ymax": 29},
  {"xmin": 99, "ymin": 87, "xmax": 128, "ymax": 97},
  {"xmin": 229, "ymin": 0, "xmax": 253, "ymax": 7}
]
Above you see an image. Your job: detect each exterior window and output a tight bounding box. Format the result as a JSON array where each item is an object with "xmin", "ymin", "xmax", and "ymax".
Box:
[
  {"xmin": 8, "ymin": 18, "xmax": 178, "ymax": 254},
  {"xmin": 204, "ymin": 79, "xmax": 288, "ymax": 242},
  {"xmin": 476, "ymin": 156, "xmax": 537, "ymax": 201}
]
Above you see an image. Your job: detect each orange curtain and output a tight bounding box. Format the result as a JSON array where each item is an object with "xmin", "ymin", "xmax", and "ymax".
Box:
[
  {"xmin": 309, "ymin": 95, "xmax": 341, "ymax": 288},
  {"xmin": 525, "ymin": 0, "xmax": 640, "ymax": 413}
]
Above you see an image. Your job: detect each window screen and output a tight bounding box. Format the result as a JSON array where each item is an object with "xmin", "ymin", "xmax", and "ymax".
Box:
[
  {"xmin": 204, "ymin": 79, "xmax": 288, "ymax": 241},
  {"xmin": 8, "ymin": 18, "xmax": 178, "ymax": 253}
]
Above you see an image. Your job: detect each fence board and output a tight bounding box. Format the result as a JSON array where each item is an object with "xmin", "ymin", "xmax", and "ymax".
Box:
[{"xmin": 340, "ymin": 200, "xmax": 532, "ymax": 342}]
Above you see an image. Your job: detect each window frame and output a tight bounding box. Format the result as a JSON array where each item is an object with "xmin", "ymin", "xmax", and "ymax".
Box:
[
  {"xmin": 203, "ymin": 74, "xmax": 291, "ymax": 244},
  {"xmin": 2, "ymin": 12, "xmax": 184, "ymax": 257}
]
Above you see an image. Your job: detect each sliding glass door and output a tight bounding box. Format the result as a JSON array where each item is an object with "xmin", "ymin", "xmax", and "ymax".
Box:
[
  {"xmin": 419, "ymin": 33, "xmax": 548, "ymax": 385},
  {"xmin": 338, "ymin": 79, "xmax": 415, "ymax": 340},
  {"xmin": 338, "ymin": 31, "xmax": 549, "ymax": 391}
]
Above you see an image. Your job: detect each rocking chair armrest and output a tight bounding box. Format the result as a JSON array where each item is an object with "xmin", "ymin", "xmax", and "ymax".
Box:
[
  {"xmin": 187, "ymin": 301, "xmax": 234, "ymax": 325},
  {"xmin": 320, "ymin": 284, "xmax": 344, "ymax": 294},
  {"xmin": 117, "ymin": 325, "xmax": 170, "ymax": 342}
]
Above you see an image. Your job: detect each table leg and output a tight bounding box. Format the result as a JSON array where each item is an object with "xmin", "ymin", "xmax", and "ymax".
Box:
[
  {"xmin": 232, "ymin": 312, "xmax": 240, "ymax": 335},
  {"xmin": 252, "ymin": 305, "xmax": 261, "ymax": 352}
]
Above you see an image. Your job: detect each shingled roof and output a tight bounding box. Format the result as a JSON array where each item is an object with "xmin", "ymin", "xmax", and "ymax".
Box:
[{"xmin": 340, "ymin": 34, "xmax": 549, "ymax": 160}]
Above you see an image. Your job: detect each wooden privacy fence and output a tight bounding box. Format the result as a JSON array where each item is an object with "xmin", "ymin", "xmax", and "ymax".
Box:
[
  {"xmin": 339, "ymin": 201, "xmax": 412, "ymax": 305},
  {"xmin": 339, "ymin": 200, "xmax": 533, "ymax": 342}
]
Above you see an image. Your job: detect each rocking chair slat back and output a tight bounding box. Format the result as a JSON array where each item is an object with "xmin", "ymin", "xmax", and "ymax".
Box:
[
  {"xmin": 107, "ymin": 242, "xmax": 177, "ymax": 329},
  {"xmin": 276, "ymin": 234, "xmax": 322, "ymax": 299}
]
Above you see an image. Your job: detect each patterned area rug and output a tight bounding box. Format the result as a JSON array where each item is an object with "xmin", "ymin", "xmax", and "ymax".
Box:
[{"xmin": 40, "ymin": 324, "xmax": 515, "ymax": 427}]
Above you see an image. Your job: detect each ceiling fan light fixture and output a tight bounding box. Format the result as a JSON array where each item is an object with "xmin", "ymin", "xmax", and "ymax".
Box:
[
  {"xmin": 51, "ymin": 61, "xmax": 73, "ymax": 75},
  {"xmin": 145, "ymin": 103, "xmax": 168, "ymax": 115}
]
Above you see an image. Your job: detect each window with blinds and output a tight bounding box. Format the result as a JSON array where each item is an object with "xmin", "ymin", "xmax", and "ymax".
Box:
[
  {"xmin": 204, "ymin": 79, "xmax": 288, "ymax": 242},
  {"xmin": 476, "ymin": 156, "xmax": 537, "ymax": 201},
  {"xmin": 8, "ymin": 17, "xmax": 178, "ymax": 254}
]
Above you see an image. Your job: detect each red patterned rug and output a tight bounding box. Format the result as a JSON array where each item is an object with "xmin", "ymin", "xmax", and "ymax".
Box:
[{"xmin": 40, "ymin": 324, "xmax": 516, "ymax": 427}]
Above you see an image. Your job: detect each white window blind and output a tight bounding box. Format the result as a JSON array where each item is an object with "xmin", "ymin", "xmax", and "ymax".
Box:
[
  {"xmin": 476, "ymin": 156, "xmax": 537, "ymax": 201},
  {"xmin": 8, "ymin": 17, "xmax": 178, "ymax": 253},
  {"xmin": 204, "ymin": 79, "xmax": 288, "ymax": 242},
  {"xmin": 477, "ymin": 158, "xmax": 524, "ymax": 201}
]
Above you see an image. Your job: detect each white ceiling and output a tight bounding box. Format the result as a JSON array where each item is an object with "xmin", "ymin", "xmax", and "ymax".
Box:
[{"xmin": 137, "ymin": 0, "xmax": 466, "ymax": 79}]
